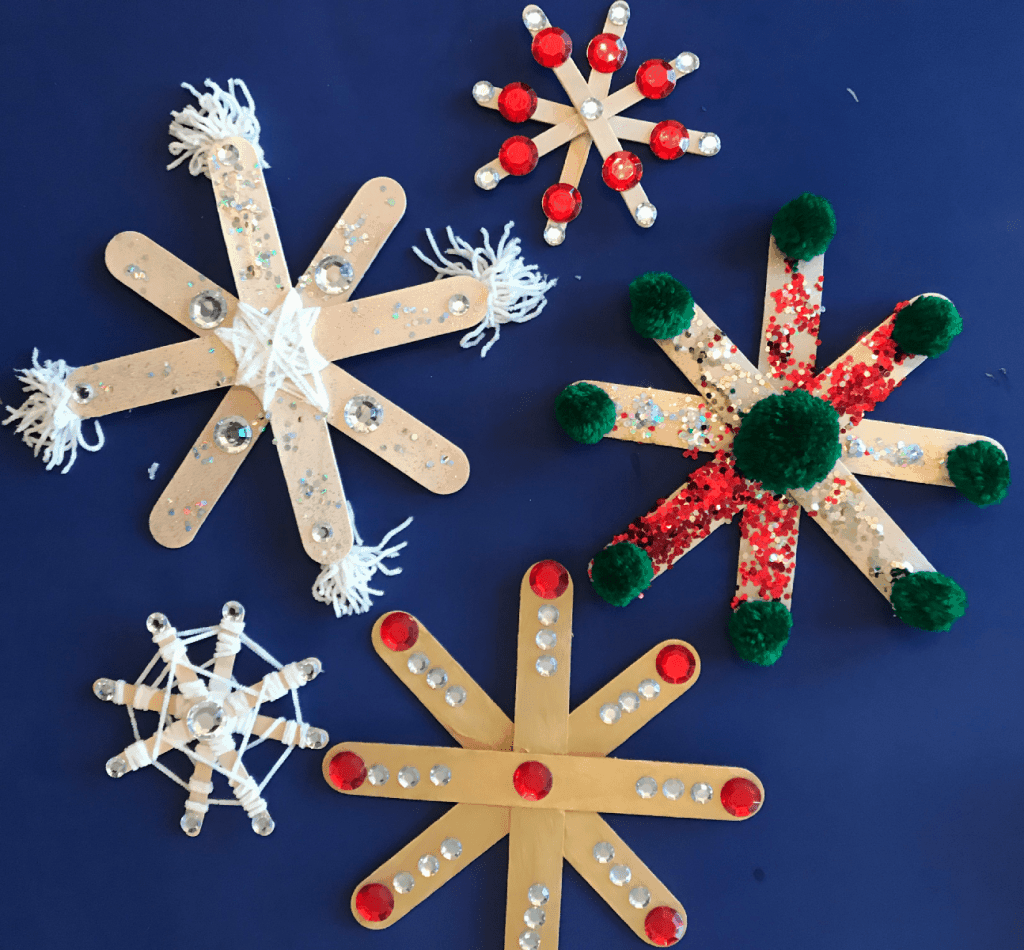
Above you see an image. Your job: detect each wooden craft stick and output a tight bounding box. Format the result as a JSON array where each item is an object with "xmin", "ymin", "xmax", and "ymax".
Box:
[
  {"xmin": 349, "ymin": 804, "xmax": 511, "ymax": 930},
  {"xmin": 183, "ymin": 760, "xmax": 214, "ymax": 826},
  {"xmin": 371, "ymin": 613, "xmax": 514, "ymax": 751},
  {"xmin": 505, "ymin": 809, "xmax": 565, "ymax": 950},
  {"xmin": 116, "ymin": 719, "xmax": 190, "ymax": 771},
  {"xmin": 153, "ymin": 625, "xmax": 202, "ymax": 687},
  {"xmin": 607, "ymin": 116, "xmax": 717, "ymax": 155},
  {"xmin": 568, "ymin": 641, "xmax": 700, "ymax": 757},
  {"xmin": 108, "ymin": 681, "xmax": 186, "ymax": 715},
  {"xmin": 734, "ymin": 492, "xmax": 801, "ymax": 606},
  {"xmin": 476, "ymin": 119, "xmax": 587, "ymax": 188},
  {"xmin": 250, "ymin": 714, "xmax": 314, "ymax": 746},
  {"xmin": 475, "ymin": 90, "xmax": 577, "ymax": 125}
]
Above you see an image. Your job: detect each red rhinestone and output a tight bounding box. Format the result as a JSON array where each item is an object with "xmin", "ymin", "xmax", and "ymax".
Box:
[
  {"xmin": 355, "ymin": 883, "xmax": 394, "ymax": 923},
  {"xmin": 529, "ymin": 559, "xmax": 570, "ymax": 598},
  {"xmin": 644, "ymin": 906, "xmax": 685, "ymax": 946},
  {"xmin": 380, "ymin": 612, "xmax": 418, "ymax": 651},
  {"xmin": 721, "ymin": 777, "xmax": 762, "ymax": 817},
  {"xmin": 499, "ymin": 135, "xmax": 539, "ymax": 176},
  {"xmin": 512, "ymin": 761, "xmax": 553, "ymax": 801},
  {"xmin": 586, "ymin": 32, "xmax": 627, "ymax": 72},
  {"xmin": 649, "ymin": 119, "xmax": 689, "ymax": 160},
  {"xmin": 655, "ymin": 644, "xmax": 696, "ymax": 684},
  {"xmin": 532, "ymin": 27, "xmax": 572, "ymax": 68},
  {"xmin": 328, "ymin": 750, "xmax": 367, "ymax": 791},
  {"xmin": 636, "ymin": 59, "xmax": 677, "ymax": 99},
  {"xmin": 541, "ymin": 183, "xmax": 582, "ymax": 223},
  {"xmin": 601, "ymin": 151, "xmax": 643, "ymax": 191},
  {"xmin": 498, "ymin": 82, "xmax": 538, "ymax": 123}
]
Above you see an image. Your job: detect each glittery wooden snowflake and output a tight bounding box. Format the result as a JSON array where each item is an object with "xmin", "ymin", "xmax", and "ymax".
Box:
[
  {"xmin": 93, "ymin": 601, "xmax": 328, "ymax": 836},
  {"xmin": 566, "ymin": 199, "xmax": 1009, "ymax": 662},
  {"xmin": 472, "ymin": 2, "xmax": 720, "ymax": 245},
  {"xmin": 323, "ymin": 560, "xmax": 764, "ymax": 946}
]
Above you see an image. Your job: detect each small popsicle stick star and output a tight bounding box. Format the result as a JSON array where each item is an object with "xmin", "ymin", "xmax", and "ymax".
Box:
[
  {"xmin": 557, "ymin": 194, "xmax": 1010, "ymax": 664},
  {"xmin": 93, "ymin": 600, "xmax": 328, "ymax": 837},
  {"xmin": 324, "ymin": 560, "xmax": 764, "ymax": 947},
  {"xmin": 473, "ymin": 3, "xmax": 720, "ymax": 245}
]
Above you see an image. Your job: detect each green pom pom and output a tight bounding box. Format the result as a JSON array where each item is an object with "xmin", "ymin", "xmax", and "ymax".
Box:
[
  {"xmin": 729, "ymin": 600, "xmax": 793, "ymax": 666},
  {"xmin": 732, "ymin": 389, "xmax": 841, "ymax": 494},
  {"xmin": 947, "ymin": 440, "xmax": 1010, "ymax": 507},
  {"xmin": 771, "ymin": 193, "xmax": 836, "ymax": 260},
  {"xmin": 591, "ymin": 542, "xmax": 654, "ymax": 606},
  {"xmin": 891, "ymin": 571, "xmax": 967, "ymax": 632},
  {"xmin": 891, "ymin": 295, "xmax": 962, "ymax": 357},
  {"xmin": 629, "ymin": 272, "xmax": 694, "ymax": 339},
  {"xmin": 555, "ymin": 382, "xmax": 616, "ymax": 445}
]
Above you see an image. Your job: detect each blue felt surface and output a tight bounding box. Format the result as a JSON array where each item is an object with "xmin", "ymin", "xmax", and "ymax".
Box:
[{"xmin": 1, "ymin": 1, "xmax": 1022, "ymax": 947}]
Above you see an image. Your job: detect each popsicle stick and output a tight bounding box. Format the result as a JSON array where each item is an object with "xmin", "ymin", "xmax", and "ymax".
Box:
[
  {"xmin": 182, "ymin": 759, "xmax": 214, "ymax": 829},
  {"xmin": 371, "ymin": 612, "xmax": 514, "ymax": 752},
  {"xmin": 349, "ymin": 804, "xmax": 511, "ymax": 930},
  {"xmin": 322, "ymin": 363, "xmax": 470, "ymax": 495},
  {"xmin": 563, "ymin": 811, "xmax": 687, "ymax": 944},
  {"xmin": 153, "ymin": 625, "xmax": 203, "ymax": 687},
  {"xmin": 249, "ymin": 713, "xmax": 323, "ymax": 747},
  {"xmin": 114, "ymin": 719, "xmax": 191, "ymax": 772},
  {"xmin": 735, "ymin": 491, "xmax": 801, "ymax": 605},
  {"xmin": 790, "ymin": 461, "xmax": 935, "ymax": 599},
  {"xmin": 607, "ymin": 116, "xmax": 718, "ymax": 155},
  {"xmin": 207, "ymin": 624, "xmax": 241, "ymax": 700},
  {"xmin": 475, "ymin": 119, "xmax": 586, "ymax": 187},
  {"xmin": 505, "ymin": 809, "xmax": 564, "ymax": 950},
  {"xmin": 216, "ymin": 749, "xmax": 270, "ymax": 822},
  {"xmin": 475, "ymin": 89, "xmax": 577, "ymax": 125},
  {"xmin": 568, "ymin": 640, "xmax": 701, "ymax": 758},
  {"xmin": 513, "ymin": 563, "xmax": 573, "ymax": 755},
  {"xmin": 106, "ymin": 681, "xmax": 187, "ymax": 715},
  {"xmin": 149, "ymin": 386, "xmax": 266, "ymax": 549}
]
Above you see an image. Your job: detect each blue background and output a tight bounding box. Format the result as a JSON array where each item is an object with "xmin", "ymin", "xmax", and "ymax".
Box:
[{"xmin": 1, "ymin": 1, "xmax": 1021, "ymax": 947}]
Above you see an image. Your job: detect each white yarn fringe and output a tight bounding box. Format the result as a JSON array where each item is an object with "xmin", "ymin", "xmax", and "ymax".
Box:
[
  {"xmin": 168, "ymin": 78, "xmax": 267, "ymax": 177},
  {"xmin": 4, "ymin": 349, "xmax": 104, "ymax": 474},
  {"xmin": 312, "ymin": 506, "xmax": 413, "ymax": 618},
  {"xmin": 413, "ymin": 222, "xmax": 557, "ymax": 357}
]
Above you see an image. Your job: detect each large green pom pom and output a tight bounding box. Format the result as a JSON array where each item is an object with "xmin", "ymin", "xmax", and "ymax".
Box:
[
  {"xmin": 947, "ymin": 440, "xmax": 1010, "ymax": 507},
  {"xmin": 729, "ymin": 600, "xmax": 793, "ymax": 666},
  {"xmin": 891, "ymin": 571, "xmax": 967, "ymax": 632},
  {"xmin": 771, "ymin": 193, "xmax": 836, "ymax": 260},
  {"xmin": 891, "ymin": 295, "xmax": 962, "ymax": 357},
  {"xmin": 732, "ymin": 389, "xmax": 841, "ymax": 494},
  {"xmin": 629, "ymin": 272, "xmax": 694, "ymax": 339},
  {"xmin": 591, "ymin": 542, "xmax": 654, "ymax": 606},
  {"xmin": 555, "ymin": 382, "xmax": 616, "ymax": 445}
]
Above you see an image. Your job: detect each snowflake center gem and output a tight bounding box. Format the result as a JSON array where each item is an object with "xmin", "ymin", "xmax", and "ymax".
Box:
[{"xmin": 186, "ymin": 699, "xmax": 225, "ymax": 738}]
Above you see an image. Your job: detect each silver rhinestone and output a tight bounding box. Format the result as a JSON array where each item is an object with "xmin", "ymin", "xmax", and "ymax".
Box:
[
  {"xmin": 72, "ymin": 382, "xmax": 95, "ymax": 404},
  {"xmin": 93, "ymin": 678, "xmax": 116, "ymax": 701},
  {"xmin": 445, "ymin": 685, "xmax": 467, "ymax": 707},
  {"xmin": 608, "ymin": 1, "xmax": 630, "ymax": 26},
  {"xmin": 618, "ymin": 691, "xmax": 640, "ymax": 713},
  {"xmin": 368, "ymin": 764, "xmax": 390, "ymax": 786},
  {"xmin": 536, "ymin": 656, "xmax": 557, "ymax": 677},
  {"xmin": 580, "ymin": 97, "xmax": 604, "ymax": 121},
  {"xmin": 408, "ymin": 652, "xmax": 430, "ymax": 674},
  {"xmin": 180, "ymin": 812, "xmax": 203, "ymax": 836},
  {"xmin": 188, "ymin": 289, "xmax": 229, "ymax": 329},
  {"xmin": 524, "ymin": 907, "xmax": 546, "ymax": 929},
  {"xmin": 523, "ymin": 6, "xmax": 549, "ymax": 31},
  {"xmin": 698, "ymin": 133, "xmax": 721, "ymax": 156},
  {"xmin": 634, "ymin": 202, "xmax": 657, "ymax": 227},
  {"xmin": 222, "ymin": 600, "xmax": 245, "ymax": 621},
  {"xmin": 691, "ymin": 782, "xmax": 714, "ymax": 804},
  {"xmin": 398, "ymin": 766, "xmax": 420, "ymax": 789},
  {"xmin": 673, "ymin": 52, "xmax": 699, "ymax": 75},
  {"xmin": 311, "ymin": 521, "xmax": 333, "ymax": 543},
  {"xmin": 447, "ymin": 293, "xmax": 470, "ymax": 316},
  {"xmin": 475, "ymin": 167, "xmax": 500, "ymax": 190},
  {"xmin": 305, "ymin": 727, "xmax": 328, "ymax": 750},
  {"xmin": 636, "ymin": 776, "xmax": 658, "ymax": 799},
  {"xmin": 543, "ymin": 224, "xmax": 566, "ymax": 246},
  {"xmin": 638, "ymin": 678, "xmax": 661, "ymax": 700},
  {"xmin": 313, "ymin": 254, "xmax": 354, "ymax": 294},
  {"xmin": 426, "ymin": 667, "xmax": 448, "ymax": 689},
  {"xmin": 609, "ymin": 864, "xmax": 632, "ymax": 886},
  {"xmin": 430, "ymin": 764, "xmax": 452, "ymax": 787},
  {"xmin": 213, "ymin": 415, "xmax": 253, "ymax": 454},
  {"xmin": 298, "ymin": 657, "xmax": 322, "ymax": 681},
  {"xmin": 629, "ymin": 886, "xmax": 651, "ymax": 909},
  {"xmin": 528, "ymin": 883, "xmax": 550, "ymax": 906},
  {"xmin": 251, "ymin": 812, "xmax": 275, "ymax": 836},
  {"xmin": 343, "ymin": 395, "xmax": 384, "ymax": 433},
  {"xmin": 519, "ymin": 931, "xmax": 541, "ymax": 950},
  {"xmin": 186, "ymin": 700, "xmax": 224, "ymax": 739},
  {"xmin": 418, "ymin": 854, "xmax": 440, "ymax": 877},
  {"xmin": 593, "ymin": 841, "xmax": 615, "ymax": 864},
  {"xmin": 105, "ymin": 756, "xmax": 129, "ymax": 778},
  {"xmin": 535, "ymin": 630, "xmax": 557, "ymax": 650},
  {"xmin": 146, "ymin": 612, "xmax": 170, "ymax": 635},
  {"xmin": 472, "ymin": 81, "xmax": 495, "ymax": 103},
  {"xmin": 663, "ymin": 778, "xmax": 685, "ymax": 801},
  {"xmin": 599, "ymin": 702, "xmax": 621, "ymax": 725},
  {"xmin": 215, "ymin": 143, "xmax": 240, "ymax": 164},
  {"xmin": 393, "ymin": 871, "xmax": 415, "ymax": 894},
  {"xmin": 538, "ymin": 605, "xmax": 559, "ymax": 626},
  {"xmin": 440, "ymin": 837, "xmax": 463, "ymax": 860}
]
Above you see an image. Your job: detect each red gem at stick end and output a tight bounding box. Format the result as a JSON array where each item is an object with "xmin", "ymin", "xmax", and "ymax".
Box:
[
  {"xmin": 721, "ymin": 777, "xmax": 762, "ymax": 817},
  {"xmin": 512, "ymin": 761, "xmax": 553, "ymax": 801},
  {"xmin": 636, "ymin": 59, "xmax": 677, "ymax": 99},
  {"xmin": 498, "ymin": 82, "xmax": 538, "ymax": 122},
  {"xmin": 532, "ymin": 27, "xmax": 573, "ymax": 67},
  {"xmin": 329, "ymin": 750, "xmax": 367, "ymax": 791},
  {"xmin": 529, "ymin": 559, "xmax": 570, "ymax": 598},
  {"xmin": 644, "ymin": 906, "xmax": 685, "ymax": 946},
  {"xmin": 499, "ymin": 135, "xmax": 540, "ymax": 176},
  {"xmin": 587, "ymin": 32, "xmax": 627, "ymax": 72},
  {"xmin": 355, "ymin": 883, "xmax": 394, "ymax": 923},
  {"xmin": 542, "ymin": 184, "xmax": 583, "ymax": 223},
  {"xmin": 655, "ymin": 644, "xmax": 696, "ymax": 684},
  {"xmin": 380, "ymin": 612, "xmax": 419, "ymax": 651},
  {"xmin": 650, "ymin": 119, "xmax": 689, "ymax": 160},
  {"xmin": 601, "ymin": 151, "xmax": 643, "ymax": 191}
]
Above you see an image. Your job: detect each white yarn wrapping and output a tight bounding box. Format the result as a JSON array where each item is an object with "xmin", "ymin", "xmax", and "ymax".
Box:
[
  {"xmin": 313, "ymin": 505, "xmax": 413, "ymax": 618},
  {"xmin": 412, "ymin": 222, "xmax": 557, "ymax": 357},
  {"xmin": 215, "ymin": 289, "xmax": 330, "ymax": 412},
  {"xmin": 3, "ymin": 349, "xmax": 104, "ymax": 473},
  {"xmin": 168, "ymin": 78, "xmax": 267, "ymax": 177}
]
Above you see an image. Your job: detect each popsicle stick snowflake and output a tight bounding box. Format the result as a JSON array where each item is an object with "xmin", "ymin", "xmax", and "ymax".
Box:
[
  {"xmin": 473, "ymin": 2, "xmax": 720, "ymax": 245},
  {"xmin": 93, "ymin": 600, "xmax": 328, "ymax": 836},
  {"xmin": 557, "ymin": 194, "xmax": 1010, "ymax": 664},
  {"xmin": 6, "ymin": 80, "xmax": 553, "ymax": 616},
  {"xmin": 324, "ymin": 560, "xmax": 764, "ymax": 947}
]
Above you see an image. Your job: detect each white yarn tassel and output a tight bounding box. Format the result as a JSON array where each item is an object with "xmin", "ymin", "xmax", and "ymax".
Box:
[
  {"xmin": 413, "ymin": 222, "xmax": 557, "ymax": 357},
  {"xmin": 4, "ymin": 349, "xmax": 104, "ymax": 474},
  {"xmin": 312, "ymin": 506, "xmax": 413, "ymax": 618},
  {"xmin": 168, "ymin": 78, "xmax": 267, "ymax": 177}
]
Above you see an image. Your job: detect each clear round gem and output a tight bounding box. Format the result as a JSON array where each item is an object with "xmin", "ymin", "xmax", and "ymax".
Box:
[
  {"xmin": 146, "ymin": 612, "xmax": 169, "ymax": 635},
  {"xmin": 673, "ymin": 52, "xmax": 699, "ymax": 75},
  {"xmin": 475, "ymin": 167, "xmax": 500, "ymax": 190},
  {"xmin": 618, "ymin": 691, "xmax": 640, "ymax": 713},
  {"xmin": 105, "ymin": 756, "xmax": 128, "ymax": 778},
  {"xmin": 445, "ymin": 685, "xmax": 467, "ymax": 707},
  {"xmin": 398, "ymin": 767, "xmax": 420, "ymax": 789},
  {"xmin": 343, "ymin": 395, "xmax": 384, "ymax": 433},
  {"xmin": 691, "ymin": 782, "xmax": 714, "ymax": 804},
  {"xmin": 538, "ymin": 605, "xmax": 559, "ymax": 626},
  {"xmin": 634, "ymin": 202, "xmax": 657, "ymax": 227},
  {"xmin": 393, "ymin": 871, "xmax": 415, "ymax": 894},
  {"xmin": 298, "ymin": 657, "xmax": 322, "ymax": 681},
  {"xmin": 599, "ymin": 702, "xmax": 621, "ymax": 725},
  {"xmin": 251, "ymin": 812, "xmax": 275, "ymax": 836},
  {"xmin": 186, "ymin": 700, "xmax": 224, "ymax": 738},
  {"xmin": 609, "ymin": 864, "xmax": 632, "ymax": 886},
  {"xmin": 215, "ymin": 143, "xmax": 240, "ymax": 164},
  {"xmin": 426, "ymin": 667, "xmax": 448, "ymax": 689},
  {"xmin": 638, "ymin": 678, "xmax": 661, "ymax": 700},
  {"xmin": 213, "ymin": 415, "xmax": 253, "ymax": 454},
  {"xmin": 519, "ymin": 932, "xmax": 540, "ymax": 950},
  {"xmin": 608, "ymin": 1, "xmax": 630, "ymax": 25},
  {"xmin": 524, "ymin": 907, "xmax": 546, "ymax": 929},
  {"xmin": 535, "ymin": 629, "xmax": 557, "ymax": 650},
  {"xmin": 188, "ymin": 289, "xmax": 229, "ymax": 329},
  {"xmin": 698, "ymin": 133, "xmax": 721, "ymax": 155},
  {"xmin": 407, "ymin": 652, "xmax": 430, "ymax": 674},
  {"xmin": 636, "ymin": 776, "xmax": 658, "ymax": 799},
  {"xmin": 93, "ymin": 678, "xmax": 116, "ymax": 701},
  {"xmin": 222, "ymin": 600, "xmax": 245, "ymax": 621},
  {"xmin": 180, "ymin": 812, "xmax": 203, "ymax": 836},
  {"xmin": 368, "ymin": 764, "xmax": 390, "ymax": 786},
  {"xmin": 523, "ymin": 7, "xmax": 548, "ymax": 30},
  {"xmin": 528, "ymin": 883, "xmax": 550, "ymax": 906},
  {"xmin": 473, "ymin": 81, "xmax": 496, "ymax": 103},
  {"xmin": 440, "ymin": 837, "xmax": 463, "ymax": 860},
  {"xmin": 593, "ymin": 841, "xmax": 615, "ymax": 864},
  {"xmin": 629, "ymin": 886, "xmax": 651, "ymax": 909},
  {"xmin": 580, "ymin": 97, "xmax": 604, "ymax": 120},
  {"xmin": 430, "ymin": 764, "xmax": 452, "ymax": 787},
  {"xmin": 448, "ymin": 293, "xmax": 470, "ymax": 316},
  {"xmin": 313, "ymin": 255, "xmax": 354, "ymax": 294},
  {"xmin": 536, "ymin": 656, "xmax": 557, "ymax": 677},
  {"xmin": 72, "ymin": 382, "xmax": 95, "ymax": 403},
  {"xmin": 543, "ymin": 224, "xmax": 566, "ymax": 246},
  {"xmin": 663, "ymin": 778, "xmax": 685, "ymax": 801},
  {"xmin": 418, "ymin": 854, "xmax": 440, "ymax": 877},
  {"xmin": 305, "ymin": 727, "xmax": 328, "ymax": 750}
]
